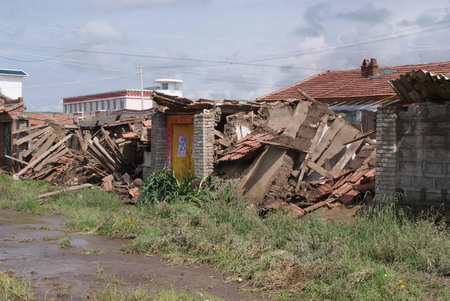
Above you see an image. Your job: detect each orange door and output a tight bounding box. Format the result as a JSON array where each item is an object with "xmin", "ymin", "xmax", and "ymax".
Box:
[{"xmin": 171, "ymin": 123, "xmax": 194, "ymax": 180}]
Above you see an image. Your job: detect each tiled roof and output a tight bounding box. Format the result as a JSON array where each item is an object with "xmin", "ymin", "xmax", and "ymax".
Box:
[
  {"xmin": 216, "ymin": 133, "xmax": 276, "ymax": 162},
  {"xmin": 21, "ymin": 113, "xmax": 75, "ymax": 126},
  {"xmin": 257, "ymin": 61, "xmax": 450, "ymax": 101}
]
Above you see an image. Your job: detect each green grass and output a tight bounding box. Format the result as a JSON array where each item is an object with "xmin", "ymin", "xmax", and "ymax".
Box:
[
  {"xmin": 92, "ymin": 285, "xmax": 224, "ymax": 301},
  {"xmin": 1, "ymin": 172, "xmax": 449, "ymax": 300},
  {"xmin": 0, "ymin": 271, "xmax": 33, "ymax": 301}
]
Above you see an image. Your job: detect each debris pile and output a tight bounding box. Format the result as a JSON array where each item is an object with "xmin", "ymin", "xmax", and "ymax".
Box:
[
  {"xmin": 154, "ymin": 90, "xmax": 377, "ymax": 215},
  {"xmin": 8, "ymin": 115, "xmax": 152, "ymax": 201}
]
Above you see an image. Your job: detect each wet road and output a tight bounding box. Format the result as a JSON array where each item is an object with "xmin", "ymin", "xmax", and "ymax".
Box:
[{"xmin": 0, "ymin": 210, "xmax": 258, "ymax": 300}]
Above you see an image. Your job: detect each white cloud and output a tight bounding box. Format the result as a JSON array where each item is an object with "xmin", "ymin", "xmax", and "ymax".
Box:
[{"xmin": 76, "ymin": 19, "xmax": 127, "ymax": 44}]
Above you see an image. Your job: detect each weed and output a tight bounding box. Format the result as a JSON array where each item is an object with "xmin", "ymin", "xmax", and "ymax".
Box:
[
  {"xmin": 43, "ymin": 235, "xmax": 63, "ymax": 241},
  {"xmin": 82, "ymin": 248, "xmax": 104, "ymax": 255},
  {"xmin": 0, "ymin": 271, "xmax": 33, "ymax": 301},
  {"xmin": 59, "ymin": 234, "xmax": 72, "ymax": 249}
]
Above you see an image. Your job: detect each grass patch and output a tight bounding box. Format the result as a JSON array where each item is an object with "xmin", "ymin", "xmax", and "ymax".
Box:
[
  {"xmin": 0, "ymin": 271, "xmax": 33, "ymax": 301},
  {"xmin": 83, "ymin": 248, "xmax": 104, "ymax": 255},
  {"xmin": 92, "ymin": 285, "xmax": 223, "ymax": 301},
  {"xmin": 1, "ymin": 171, "xmax": 449, "ymax": 300}
]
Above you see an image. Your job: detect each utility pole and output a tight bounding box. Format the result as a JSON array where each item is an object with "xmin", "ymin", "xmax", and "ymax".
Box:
[{"xmin": 139, "ymin": 66, "xmax": 144, "ymax": 110}]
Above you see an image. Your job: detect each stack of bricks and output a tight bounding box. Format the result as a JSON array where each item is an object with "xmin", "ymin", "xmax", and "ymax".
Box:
[
  {"xmin": 376, "ymin": 105, "xmax": 399, "ymax": 197},
  {"xmin": 150, "ymin": 112, "xmax": 168, "ymax": 173},
  {"xmin": 193, "ymin": 111, "xmax": 215, "ymax": 178}
]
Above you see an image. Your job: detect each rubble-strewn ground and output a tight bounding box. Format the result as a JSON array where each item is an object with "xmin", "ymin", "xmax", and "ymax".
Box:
[{"xmin": 1, "ymin": 173, "xmax": 449, "ymax": 300}]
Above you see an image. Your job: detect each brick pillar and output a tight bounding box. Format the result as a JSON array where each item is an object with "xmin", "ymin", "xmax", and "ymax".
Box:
[
  {"xmin": 376, "ymin": 105, "xmax": 400, "ymax": 197},
  {"xmin": 193, "ymin": 111, "xmax": 215, "ymax": 178},
  {"xmin": 151, "ymin": 112, "xmax": 168, "ymax": 173}
]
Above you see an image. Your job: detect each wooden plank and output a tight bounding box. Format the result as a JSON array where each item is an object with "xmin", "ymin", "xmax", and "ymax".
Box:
[
  {"xmin": 87, "ymin": 141, "xmax": 116, "ymax": 172},
  {"xmin": 283, "ymin": 100, "xmax": 311, "ymax": 138},
  {"xmin": 310, "ymin": 118, "xmax": 346, "ymax": 163},
  {"xmin": 5, "ymin": 155, "xmax": 29, "ymax": 166},
  {"xmin": 29, "ymin": 133, "xmax": 57, "ymax": 163},
  {"xmin": 22, "ymin": 130, "xmax": 53, "ymax": 158},
  {"xmin": 33, "ymin": 145, "xmax": 67, "ymax": 172},
  {"xmin": 92, "ymin": 137, "xmax": 119, "ymax": 167},
  {"xmin": 313, "ymin": 123, "xmax": 361, "ymax": 171},
  {"xmin": 304, "ymin": 198, "xmax": 337, "ymax": 213},
  {"xmin": 307, "ymin": 161, "xmax": 330, "ymax": 178},
  {"xmin": 296, "ymin": 88, "xmax": 317, "ymax": 103},
  {"xmin": 296, "ymin": 115, "xmax": 329, "ymax": 191},
  {"xmin": 37, "ymin": 184, "xmax": 93, "ymax": 199},
  {"xmin": 100, "ymin": 127, "xmax": 128, "ymax": 165},
  {"xmin": 332, "ymin": 139, "xmax": 364, "ymax": 171},
  {"xmin": 14, "ymin": 134, "xmax": 73, "ymax": 178},
  {"xmin": 12, "ymin": 124, "xmax": 47, "ymax": 134},
  {"xmin": 343, "ymin": 130, "xmax": 375, "ymax": 145},
  {"xmin": 14, "ymin": 127, "xmax": 50, "ymax": 146}
]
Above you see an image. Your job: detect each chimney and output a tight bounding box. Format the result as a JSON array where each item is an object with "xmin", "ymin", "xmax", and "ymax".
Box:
[
  {"xmin": 367, "ymin": 58, "xmax": 379, "ymax": 77},
  {"xmin": 361, "ymin": 59, "xmax": 369, "ymax": 77}
]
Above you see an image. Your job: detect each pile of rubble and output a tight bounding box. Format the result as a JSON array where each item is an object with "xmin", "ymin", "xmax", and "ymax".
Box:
[
  {"xmin": 9, "ymin": 114, "xmax": 152, "ymax": 201},
  {"xmin": 153, "ymin": 90, "xmax": 377, "ymax": 215}
]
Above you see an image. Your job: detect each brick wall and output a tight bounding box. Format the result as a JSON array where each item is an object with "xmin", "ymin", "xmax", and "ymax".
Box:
[
  {"xmin": 376, "ymin": 105, "xmax": 399, "ymax": 196},
  {"xmin": 376, "ymin": 104, "xmax": 450, "ymax": 209},
  {"xmin": 193, "ymin": 112, "xmax": 215, "ymax": 178},
  {"xmin": 150, "ymin": 112, "xmax": 168, "ymax": 173}
]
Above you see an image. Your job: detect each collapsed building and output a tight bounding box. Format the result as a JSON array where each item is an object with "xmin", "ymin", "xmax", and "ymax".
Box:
[{"xmin": 150, "ymin": 91, "xmax": 376, "ymax": 215}]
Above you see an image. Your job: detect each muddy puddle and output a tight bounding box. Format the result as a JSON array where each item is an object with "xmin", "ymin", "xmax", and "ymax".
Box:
[{"xmin": 0, "ymin": 209, "xmax": 260, "ymax": 300}]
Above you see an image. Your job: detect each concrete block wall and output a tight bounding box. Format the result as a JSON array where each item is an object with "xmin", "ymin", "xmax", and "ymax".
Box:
[
  {"xmin": 377, "ymin": 104, "xmax": 450, "ymax": 208},
  {"xmin": 193, "ymin": 111, "xmax": 215, "ymax": 178},
  {"xmin": 150, "ymin": 112, "xmax": 168, "ymax": 173}
]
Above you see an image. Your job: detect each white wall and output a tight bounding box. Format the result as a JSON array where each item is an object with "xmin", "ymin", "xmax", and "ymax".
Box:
[
  {"xmin": 0, "ymin": 76, "xmax": 23, "ymax": 99},
  {"xmin": 125, "ymin": 97, "xmax": 153, "ymax": 110}
]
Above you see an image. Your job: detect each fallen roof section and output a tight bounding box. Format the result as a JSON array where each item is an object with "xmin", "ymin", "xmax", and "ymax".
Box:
[{"xmin": 390, "ymin": 69, "xmax": 450, "ymax": 104}]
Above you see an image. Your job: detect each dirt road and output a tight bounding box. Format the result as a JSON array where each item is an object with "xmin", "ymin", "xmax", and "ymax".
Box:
[{"xmin": 0, "ymin": 210, "xmax": 258, "ymax": 300}]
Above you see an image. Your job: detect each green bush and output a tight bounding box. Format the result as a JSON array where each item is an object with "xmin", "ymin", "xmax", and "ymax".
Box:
[{"xmin": 137, "ymin": 168, "xmax": 209, "ymax": 206}]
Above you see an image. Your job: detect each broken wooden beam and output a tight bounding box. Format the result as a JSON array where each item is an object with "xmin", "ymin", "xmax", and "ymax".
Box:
[
  {"xmin": 14, "ymin": 134, "xmax": 73, "ymax": 178},
  {"xmin": 37, "ymin": 183, "xmax": 93, "ymax": 199}
]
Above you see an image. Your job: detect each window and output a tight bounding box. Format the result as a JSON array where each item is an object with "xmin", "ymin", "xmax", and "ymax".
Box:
[
  {"xmin": 161, "ymin": 83, "xmax": 169, "ymax": 90},
  {"xmin": 112, "ymin": 98, "xmax": 117, "ymax": 110},
  {"xmin": 64, "ymin": 105, "xmax": 68, "ymax": 114},
  {"xmin": 119, "ymin": 99, "xmax": 125, "ymax": 109},
  {"xmin": 107, "ymin": 99, "xmax": 111, "ymax": 110},
  {"xmin": 95, "ymin": 101, "xmax": 99, "ymax": 111},
  {"xmin": 83, "ymin": 102, "xmax": 87, "ymax": 112},
  {"xmin": 100, "ymin": 100, "xmax": 105, "ymax": 110},
  {"xmin": 89, "ymin": 102, "xmax": 93, "ymax": 112},
  {"xmin": 78, "ymin": 103, "xmax": 82, "ymax": 112}
]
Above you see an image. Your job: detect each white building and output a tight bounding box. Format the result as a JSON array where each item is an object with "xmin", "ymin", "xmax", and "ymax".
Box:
[
  {"xmin": 0, "ymin": 68, "xmax": 28, "ymax": 100},
  {"xmin": 63, "ymin": 78, "xmax": 183, "ymax": 118}
]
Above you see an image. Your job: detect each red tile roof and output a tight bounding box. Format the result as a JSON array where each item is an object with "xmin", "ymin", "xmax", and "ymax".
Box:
[
  {"xmin": 216, "ymin": 133, "xmax": 276, "ymax": 162},
  {"xmin": 22, "ymin": 113, "xmax": 75, "ymax": 126},
  {"xmin": 257, "ymin": 61, "xmax": 450, "ymax": 102}
]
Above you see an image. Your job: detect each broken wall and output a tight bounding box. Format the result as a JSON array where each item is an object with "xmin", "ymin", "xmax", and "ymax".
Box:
[{"xmin": 377, "ymin": 104, "xmax": 450, "ymax": 209}]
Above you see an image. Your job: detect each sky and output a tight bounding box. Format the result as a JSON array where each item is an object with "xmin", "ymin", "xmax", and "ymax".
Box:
[{"xmin": 2, "ymin": 0, "xmax": 450, "ymax": 112}]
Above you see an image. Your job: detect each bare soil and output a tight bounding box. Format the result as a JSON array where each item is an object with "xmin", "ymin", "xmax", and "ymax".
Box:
[{"xmin": 0, "ymin": 209, "xmax": 260, "ymax": 300}]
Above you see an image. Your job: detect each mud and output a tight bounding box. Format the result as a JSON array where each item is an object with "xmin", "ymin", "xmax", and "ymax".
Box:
[{"xmin": 0, "ymin": 210, "xmax": 260, "ymax": 300}]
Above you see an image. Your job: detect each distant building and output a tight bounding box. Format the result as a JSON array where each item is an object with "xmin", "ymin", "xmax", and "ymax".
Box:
[
  {"xmin": 0, "ymin": 68, "xmax": 28, "ymax": 100},
  {"xmin": 63, "ymin": 78, "xmax": 183, "ymax": 119}
]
